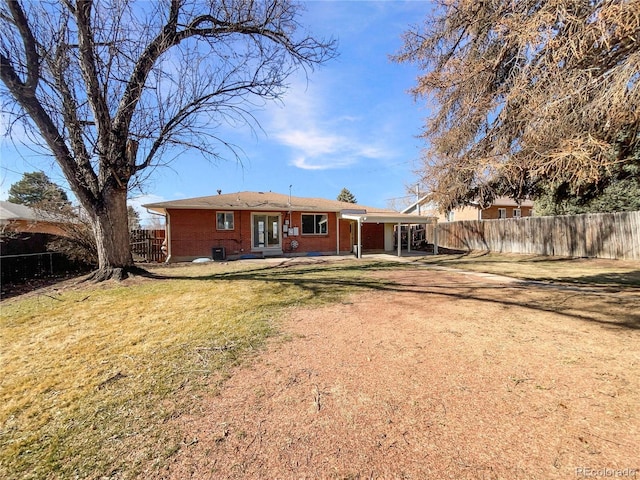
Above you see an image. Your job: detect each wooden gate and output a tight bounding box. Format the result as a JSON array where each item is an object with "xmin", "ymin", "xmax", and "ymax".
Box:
[{"xmin": 130, "ymin": 229, "xmax": 166, "ymax": 263}]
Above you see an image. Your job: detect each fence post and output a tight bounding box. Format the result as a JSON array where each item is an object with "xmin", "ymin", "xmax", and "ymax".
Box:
[{"xmin": 434, "ymin": 225, "xmax": 439, "ymax": 254}]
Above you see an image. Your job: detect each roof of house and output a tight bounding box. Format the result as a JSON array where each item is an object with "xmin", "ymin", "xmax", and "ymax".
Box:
[
  {"xmin": 404, "ymin": 194, "xmax": 534, "ymax": 212},
  {"xmin": 0, "ymin": 201, "xmax": 73, "ymax": 225},
  {"xmin": 0, "ymin": 201, "xmax": 39, "ymax": 222},
  {"xmin": 144, "ymin": 191, "xmax": 399, "ymax": 214},
  {"xmin": 340, "ymin": 210, "xmax": 437, "ymax": 224},
  {"xmin": 482, "ymin": 196, "xmax": 534, "ymax": 208},
  {"xmin": 401, "ymin": 194, "xmax": 438, "ymax": 215}
]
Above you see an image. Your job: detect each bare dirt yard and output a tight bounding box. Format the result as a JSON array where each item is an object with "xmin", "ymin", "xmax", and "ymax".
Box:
[{"xmin": 163, "ymin": 265, "xmax": 639, "ymax": 479}]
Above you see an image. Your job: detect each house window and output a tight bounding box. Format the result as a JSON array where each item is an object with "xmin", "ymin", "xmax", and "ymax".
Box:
[
  {"xmin": 513, "ymin": 208, "xmax": 521, "ymax": 218},
  {"xmin": 216, "ymin": 212, "xmax": 234, "ymax": 230},
  {"xmin": 446, "ymin": 211, "xmax": 455, "ymax": 222},
  {"xmin": 498, "ymin": 208, "xmax": 507, "ymax": 219},
  {"xmin": 302, "ymin": 214, "xmax": 328, "ymax": 235}
]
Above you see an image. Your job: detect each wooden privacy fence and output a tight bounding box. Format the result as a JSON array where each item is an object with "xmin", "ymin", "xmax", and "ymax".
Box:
[
  {"xmin": 427, "ymin": 211, "xmax": 640, "ymax": 260},
  {"xmin": 130, "ymin": 229, "xmax": 166, "ymax": 263}
]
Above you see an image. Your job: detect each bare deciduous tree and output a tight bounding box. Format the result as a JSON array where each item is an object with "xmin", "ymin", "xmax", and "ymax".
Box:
[
  {"xmin": 1, "ymin": 0, "xmax": 335, "ymax": 279},
  {"xmin": 45, "ymin": 205, "xmax": 99, "ymax": 267},
  {"xmin": 394, "ymin": 0, "xmax": 640, "ymax": 212}
]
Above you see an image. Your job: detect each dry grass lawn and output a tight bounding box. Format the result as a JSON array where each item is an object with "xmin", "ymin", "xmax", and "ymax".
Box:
[
  {"xmin": 1, "ymin": 254, "xmax": 638, "ymax": 479},
  {"xmin": 413, "ymin": 251, "xmax": 640, "ymax": 287},
  {"xmin": 1, "ymin": 258, "xmax": 378, "ymax": 478}
]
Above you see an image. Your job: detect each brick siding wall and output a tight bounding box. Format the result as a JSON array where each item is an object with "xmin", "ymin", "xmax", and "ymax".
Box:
[
  {"xmin": 168, "ymin": 209, "xmax": 358, "ymax": 260},
  {"xmin": 481, "ymin": 205, "xmax": 533, "ymax": 220}
]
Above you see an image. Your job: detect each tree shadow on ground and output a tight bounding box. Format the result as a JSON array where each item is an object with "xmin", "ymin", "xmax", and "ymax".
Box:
[
  {"xmin": 147, "ymin": 260, "xmax": 640, "ymax": 331},
  {"xmin": 548, "ymin": 270, "xmax": 640, "ymax": 287},
  {"xmin": 413, "ymin": 253, "xmax": 640, "ymax": 287}
]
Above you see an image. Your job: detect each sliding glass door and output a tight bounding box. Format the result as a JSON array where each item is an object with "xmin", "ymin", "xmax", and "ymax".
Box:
[{"xmin": 252, "ymin": 214, "xmax": 281, "ymax": 249}]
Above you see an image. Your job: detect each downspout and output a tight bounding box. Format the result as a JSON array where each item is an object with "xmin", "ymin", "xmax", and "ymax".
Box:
[
  {"xmin": 164, "ymin": 210, "xmax": 171, "ymax": 262},
  {"xmin": 357, "ymin": 217, "xmax": 362, "ymax": 259},
  {"xmin": 336, "ymin": 214, "xmax": 340, "ymax": 255},
  {"xmin": 145, "ymin": 207, "xmax": 171, "ymax": 263},
  {"xmin": 433, "ymin": 220, "xmax": 438, "ymax": 255}
]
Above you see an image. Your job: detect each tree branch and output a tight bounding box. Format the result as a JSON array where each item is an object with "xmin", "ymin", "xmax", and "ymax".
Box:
[
  {"xmin": 112, "ymin": 0, "xmax": 181, "ymax": 145},
  {"xmin": 74, "ymin": 0, "xmax": 111, "ymax": 149},
  {"xmin": 1, "ymin": 51, "xmax": 97, "ymax": 208},
  {"xmin": 5, "ymin": 0, "xmax": 39, "ymax": 91},
  {"xmin": 134, "ymin": 69, "xmax": 278, "ymax": 173},
  {"xmin": 49, "ymin": 41, "xmax": 100, "ymax": 200}
]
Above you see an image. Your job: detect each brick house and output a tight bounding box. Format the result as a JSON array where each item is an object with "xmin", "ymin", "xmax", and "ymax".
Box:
[
  {"xmin": 144, "ymin": 191, "xmax": 437, "ymax": 262},
  {"xmin": 403, "ymin": 195, "xmax": 534, "ymax": 222},
  {"xmin": 0, "ymin": 201, "xmax": 70, "ymax": 236}
]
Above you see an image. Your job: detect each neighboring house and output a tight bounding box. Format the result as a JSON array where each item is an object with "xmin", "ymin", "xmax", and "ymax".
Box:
[
  {"xmin": 144, "ymin": 191, "xmax": 437, "ymax": 262},
  {"xmin": 403, "ymin": 195, "xmax": 534, "ymax": 222},
  {"xmin": 0, "ymin": 201, "xmax": 70, "ymax": 236},
  {"xmin": 402, "ymin": 195, "xmax": 439, "ymax": 217},
  {"xmin": 1, "ymin": 201, "xmax": 92, "ymax": 284}
]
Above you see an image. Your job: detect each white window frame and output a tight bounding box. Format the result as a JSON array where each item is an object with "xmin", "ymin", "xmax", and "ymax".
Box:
[
  {"xmin": 301, "ymin": 213, "xmax": 328, "ymax": 235},
  {"xmin": 251, "ymin": 212, "xmax": 281, "ymax": 250},
  {"xmin": 216, "ymin": 211, "xmax": 235, "ymax": 230},
  {"xmin": 498, "ymin": 208, "xmax": 507, "ymax": 219},
  {"xmin": 513, "ymin": 208, "xmax": 522, "ymax": 218}
]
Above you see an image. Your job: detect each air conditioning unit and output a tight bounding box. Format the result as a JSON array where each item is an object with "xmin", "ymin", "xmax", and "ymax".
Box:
[{"xmin": 212, "ymin": 247, "xmax": 226, "ymax": 261}]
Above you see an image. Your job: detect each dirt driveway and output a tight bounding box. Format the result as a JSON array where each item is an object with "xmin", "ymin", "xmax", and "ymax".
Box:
[{"xmin": 164, "ymin": 265, "xmax": 639, "ymax": 479}]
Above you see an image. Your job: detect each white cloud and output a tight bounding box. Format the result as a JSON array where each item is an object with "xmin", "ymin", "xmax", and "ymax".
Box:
[
  {"xmin": 275, "ymin": 129, "xmax": 343, "ymax": 157},
  {"xmin": 266, "ymin": 76, "xmax": 393, "ymax": 171},
  {"xmin": 290, "ymin": 155, "xmax": 354, "ymax": 170}
]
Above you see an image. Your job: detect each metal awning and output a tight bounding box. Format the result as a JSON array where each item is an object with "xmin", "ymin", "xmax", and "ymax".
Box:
[
  {"xmin": 339, "ymin": 211, "xmax": 437, "ymax": 224},
  {"xmin": 338, "ymin": 211, "xmax": 438, "ymax": 258}
]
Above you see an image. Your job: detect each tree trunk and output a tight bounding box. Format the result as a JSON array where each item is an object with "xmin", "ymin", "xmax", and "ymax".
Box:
[{"xmin": 86, "ymin": 186, "xmax": 138, "ymax": 281}]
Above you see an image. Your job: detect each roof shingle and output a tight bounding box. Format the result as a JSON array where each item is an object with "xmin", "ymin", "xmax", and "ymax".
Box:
[{"xmin": 144, "ymin": 191, "xmax": 396, "ymax": 214}]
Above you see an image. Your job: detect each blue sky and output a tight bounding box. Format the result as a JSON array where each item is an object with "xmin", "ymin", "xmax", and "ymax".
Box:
[{"xmin": 0, "ymin": 1, "xmax": 432, "ymax": 225}]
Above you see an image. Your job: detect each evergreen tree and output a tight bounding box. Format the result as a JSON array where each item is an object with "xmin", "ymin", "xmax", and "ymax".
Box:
[
  {"xmin": 8, "ymin": 172, "xmax": 69, "ymax": 208},
  {"xmin": 337, "ymin": 188, "xmax": 357, "ymax": 203},
  {"xmin": 534, "ymin": 164, "xmax": 640, "ymax": 215}
]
